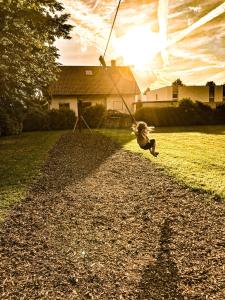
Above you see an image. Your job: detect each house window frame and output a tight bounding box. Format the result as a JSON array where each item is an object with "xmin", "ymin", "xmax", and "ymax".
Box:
[
  {"xmin": 209, "ymin": 85, "xmax": 215, "ymax": 103},
  {"xmin": 85, "ymin": 70, "xmax": 93, "ymax": 76},
  {"xmin": 223, "ymin": 85, "xmax": 225, "ymax": 102},
  {"xmin": 172, "ymin": 86, "xmax": 178, "ymax": 100},
  {"xmin": 172, "ymin": 93, "xmax": 178, "ymax": 99},
  {"xmin": 59, "ymin": 103, "xmax": 70, "ymax": 110},
  {"xmin": 113, "ymin": 100, "xmax": 123, "ymax": 111}
]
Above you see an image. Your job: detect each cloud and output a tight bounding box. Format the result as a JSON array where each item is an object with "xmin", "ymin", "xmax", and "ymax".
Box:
[
  {"xmin": 158, "ymin": 0, "xmax": 169, "ymax": 65},
  {"xmin": 56, "ymin": 0, "xmax": 225, "ymax": 90}
]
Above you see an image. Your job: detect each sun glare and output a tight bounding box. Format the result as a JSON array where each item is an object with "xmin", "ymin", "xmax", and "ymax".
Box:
[{"xmin": 112, "ymin": 25, "xmax": 164, "ymax": 70}]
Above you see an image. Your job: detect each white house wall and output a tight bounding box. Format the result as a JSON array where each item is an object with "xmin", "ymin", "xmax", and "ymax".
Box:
[
  {"xmin": 178, "ymin": 86, "xmax": 209, "ymax": 102},
  {"xmin": 86, "ymin": 98, "xmax": 106, "ymax": 107},
  {"xmin": 146, "ymin": 87, "xmax": 173, "ymax": 101},
  {"xmin": 146, "ymin": 86, "xmax": 224, "ymax": 103},
  {"xmin": 50, "ymin": 95, "xmax": 135, "ymax": 115},
  {"xmin": 50, "ymin": 97, "xmax": 78, "ymax": 115},
  {"xmin": 106, "ymin": 95, "xmax": 135, "ymax": 113},
  {"xmin": 215, "ymin": 86, "xmax": 223, "ymax": 102}
]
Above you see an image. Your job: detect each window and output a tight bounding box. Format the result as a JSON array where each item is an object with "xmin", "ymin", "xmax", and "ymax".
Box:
[
  {"xmin": 172, "ymin": 93, "xmax": 178, "ymax": 99},
  {"xmin": 113, "ymin": 101, "xmax": 123, "ymax": 110},
  {"xmin": 223, "ymin": 84, "xmax": 225, "ymax": 102},
  {"xmin": 172, "ymin": 86, "xmax": 178, "ymax": 99},
  {"xmin": 85, "ymin": 70, "xmax": 93, "ymax": 75},
  {"xmin": 209, "ymin": 85, "xmax": 215, "ymax": 103},
  {"xmin": 59, "ymin": 103, "xmax": 70, "ymax": 110}
]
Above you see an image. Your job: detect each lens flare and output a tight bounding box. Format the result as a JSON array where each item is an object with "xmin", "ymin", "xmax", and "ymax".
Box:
[{"xmin": 112, "ymin": 25, "xmax": 166, "ymax": 69}]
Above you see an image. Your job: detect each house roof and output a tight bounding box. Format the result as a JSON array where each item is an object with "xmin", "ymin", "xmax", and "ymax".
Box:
[{"xmin": 49, "ymin": 66, "xmax": 140, "ymax": 96}]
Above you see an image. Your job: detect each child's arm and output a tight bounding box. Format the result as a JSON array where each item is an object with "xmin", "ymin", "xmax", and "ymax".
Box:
[
  {"xmin": 131, "ymin": 123, "xmax": 138, "ymax": 134},
  {"xmin": 147, "ymin": 126, "xmax": 155, "ymax": 132}
]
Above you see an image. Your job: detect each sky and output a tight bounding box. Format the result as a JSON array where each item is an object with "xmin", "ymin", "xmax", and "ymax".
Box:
[{"xmin": 56, "ymin": 0, "xmax": 225, "ymax": 91}]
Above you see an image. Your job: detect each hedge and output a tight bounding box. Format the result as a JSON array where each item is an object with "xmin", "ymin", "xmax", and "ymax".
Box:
[
  {"xmin": 48, "ymin": 109, "xmax": 76, "ymax": 130},
  {"xmin": 82, "ymin": 104, "xmax": 106, "ymax": 128},
  {"xmin": 23, "ymin": 109, "xmax": 50, "ymax": 131},
  {"xmin": 2, "ymin": 100, "xmax": 224, "ymax": 136},
  {"xmin": 82, "ymin": 106, "xmax": 131, "ymax": 129},
  {"xmin": 134, "ymin": 101, "xmax": 225, "ymax": 127},
  {"xmin": 23, "ymin": 108, "xmax": 76, "ymax": 132},
  {"xmin": 104, "ymin": 110, "xmax": 131, "ymax": 128},
  {"xmin": 0, "ymin": 107, "xmax": 23, "ymax": 136}
]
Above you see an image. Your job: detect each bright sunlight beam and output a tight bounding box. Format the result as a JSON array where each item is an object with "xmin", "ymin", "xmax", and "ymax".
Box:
[{"xmin": 112, "ymin": 25, "xmax": 166, "ymax": 70}]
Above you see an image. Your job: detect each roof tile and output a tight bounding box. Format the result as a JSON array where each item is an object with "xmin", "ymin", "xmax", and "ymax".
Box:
[{"xmin": 50, "ymin": 66, "xmax": 140, "ymax": 96}]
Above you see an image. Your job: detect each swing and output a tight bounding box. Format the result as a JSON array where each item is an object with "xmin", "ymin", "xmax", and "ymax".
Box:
[
  {"xmin": 99, "ymin": 2, "xmax": 159, "ymax": 157},
  {"xmin": 99, "ymin": 0, "xmax": 137, "ymax": 125}
]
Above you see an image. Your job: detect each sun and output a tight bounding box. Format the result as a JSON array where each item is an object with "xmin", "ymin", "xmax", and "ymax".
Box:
[{"xmin": 112, "ymin": 25, "xmax": 164, "ymax": 69}]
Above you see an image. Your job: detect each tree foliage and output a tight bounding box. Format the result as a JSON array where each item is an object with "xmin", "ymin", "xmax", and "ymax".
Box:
[
  {"xmin": 83, "ymin": 105, "xmax": 107, "ymax": 128},
  {"xmin": 172, "ymin": 78, "xmax": 184, "ymax": 86},
  {"xmin": 0, "ymin": 0, "xmax": 72, "ymax": 120},
  {"xmin": 206, "ymin": 81, "xmax": 216, "ymax": 87}
]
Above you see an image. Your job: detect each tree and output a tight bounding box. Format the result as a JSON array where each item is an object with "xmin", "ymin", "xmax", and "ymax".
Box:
[
  {"xmin": 144, "ymin": 87, "xmax": 150, "ymax": 95},
  {"xmin": 206, "ymin": 81, "xmax": 216, "ymax": 87},
  {"xmin": 0, "ymin": 0, "xmax": 73, "ymax": 134},
  {"xmin": 172, "ymin": 78, "xmax": 184, "ymax": 86}
]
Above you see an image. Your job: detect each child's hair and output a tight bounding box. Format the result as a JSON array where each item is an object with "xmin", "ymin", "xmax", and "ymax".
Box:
[
  {"xmin": 136, "ymin": 121, "xmax": 148, "ymax": 133},
  {"xmin": 132, "ymin": 121, "xmax": 154, "ymax": 134}
]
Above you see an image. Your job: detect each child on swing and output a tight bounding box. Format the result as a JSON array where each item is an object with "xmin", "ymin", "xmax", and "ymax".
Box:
[{"xmin": 132, "ymin": 121, "xmax": 159, "ymax": 157}]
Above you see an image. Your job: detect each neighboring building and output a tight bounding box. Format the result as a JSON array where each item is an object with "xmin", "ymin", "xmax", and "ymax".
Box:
[
  {"xmin": 49, "ymin": 64, "xmax": 140, "ymax": 115},
  {"xmin": 134, "ymin": 99, "xmax": 178, "ymax": 111},
  {"xmin": 142, "ymin": 84, "xmax": 225, "ymax": 106}
]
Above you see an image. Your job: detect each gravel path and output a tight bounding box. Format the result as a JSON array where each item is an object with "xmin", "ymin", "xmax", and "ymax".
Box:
[{"xmin": 0, "ymin": 132, "xmax": 224, "ymax": 300}]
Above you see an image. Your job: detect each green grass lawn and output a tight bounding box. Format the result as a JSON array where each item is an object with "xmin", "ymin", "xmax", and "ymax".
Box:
[
  {"xmin": 97, "ymin": 125, "xmax": 225, "ymax": 200},
  {"xmin": 0, "ymin": 131, "xmax": 64, "ymax": 221}
]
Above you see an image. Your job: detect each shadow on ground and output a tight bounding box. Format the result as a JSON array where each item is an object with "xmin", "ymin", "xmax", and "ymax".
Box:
[
  {"xmin": 32, "ymin": 131, "xmax": 122, "ymax": 194},
  {"xmin": 137, "ymin": 218, "xmax": 184, "ymax": 300}
]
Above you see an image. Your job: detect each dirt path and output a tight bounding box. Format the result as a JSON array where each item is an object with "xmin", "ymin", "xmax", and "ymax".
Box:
[{"xmin": 0, "ymin": 132, "xmax": 224, "ymax": 300}]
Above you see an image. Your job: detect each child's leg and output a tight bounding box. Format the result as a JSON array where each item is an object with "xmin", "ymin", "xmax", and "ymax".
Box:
[{"xmin": 149, "ymin": 140, "xmax": 159, "ymax": 157}]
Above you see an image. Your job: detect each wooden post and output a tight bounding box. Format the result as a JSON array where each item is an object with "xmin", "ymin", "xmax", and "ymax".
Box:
[
  {"xmin": 77, "ymin": 99, "xmax": 82, "ymax": 132},
  {"xmin": 73, "ymin": 99, "xmax": 92, "ymax": 133}
]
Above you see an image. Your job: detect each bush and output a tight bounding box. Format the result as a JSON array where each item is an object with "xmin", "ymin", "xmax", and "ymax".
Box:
[
  {"xmin": 195, "ymin": 101, "xmax": 214, "ymax": 124},
  {"xmin": 104, "ymin": 110, "xmax": 131, "ymax": 128},
  {"xmin": 134, "ymin": 107, "xmax": 212, "ymax": 127},
  {"xmin": 134, "ymin": 99, "xmax": 225, "ymax": 127},
  {"xmin": 179, "ymin": 98, "xmax": 196, "ymax": 110},
  {"xmin": 195, "ymin": 101, "xmax": 212, "ymax": 113},
  {"xmin": 82, "ymin": 104, "xmax": 107, "ymax": 128},
  {"xmin": 0, "ymin": 107, "xmax": 23, "ymax": 136},
  {"xmin": 23, "ymin": 109, "xmax": 50, "ymax": 131},
  {"xmin": 48, "ymin": 109, "xmax": 76, "ymax": 130},
  {"xmin": 135, "ymin": 107, "xmax": 185, "ymax": 126},
  {"xmin": 23, "ymin": 108, "xmax": 76, "ymax": 132},
  {"xmin": 215, "ymin": 103, "xmax": 225, "ymax": 123}
]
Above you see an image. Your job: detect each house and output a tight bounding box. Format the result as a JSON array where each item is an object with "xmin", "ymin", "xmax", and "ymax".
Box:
[
  {"xmin": 49, "ymin": 63, "xmax": 140, "ymax": 115},
  {"xmin": 135, "ymin": 84, "xmax": 225, "ymax": 110}
]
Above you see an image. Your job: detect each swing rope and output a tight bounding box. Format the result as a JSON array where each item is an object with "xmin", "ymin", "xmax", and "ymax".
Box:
[
  {"xmin": 100, "ymin": 0, "xmax": 137, "ymax": 124},
  {"xmin": 99, "ymin": 56, "xmax": 136, "ymax": 124},
  {"xmin": 103, "ymin": 0, "xmax": 122, "ymax": 59}
]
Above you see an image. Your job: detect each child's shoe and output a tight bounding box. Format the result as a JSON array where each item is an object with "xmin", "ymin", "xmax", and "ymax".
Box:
[{"xmin": 153, "ymin": 152, "xmax": 159, "ymax": 157}]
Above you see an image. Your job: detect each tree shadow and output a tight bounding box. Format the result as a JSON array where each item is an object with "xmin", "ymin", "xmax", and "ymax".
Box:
[
  {"xmin": 137, "ymin": 218, "xmax": 184, "ymax": 300},
  {"xmin": 31, "ymin": 131, "xmax": 123, "ymax": 194}
]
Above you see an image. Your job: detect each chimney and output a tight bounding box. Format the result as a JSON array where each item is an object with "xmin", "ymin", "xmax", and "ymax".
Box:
[{"xmin": 111, "ymin": 60, "xmax": 116, "ymax": 67}]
